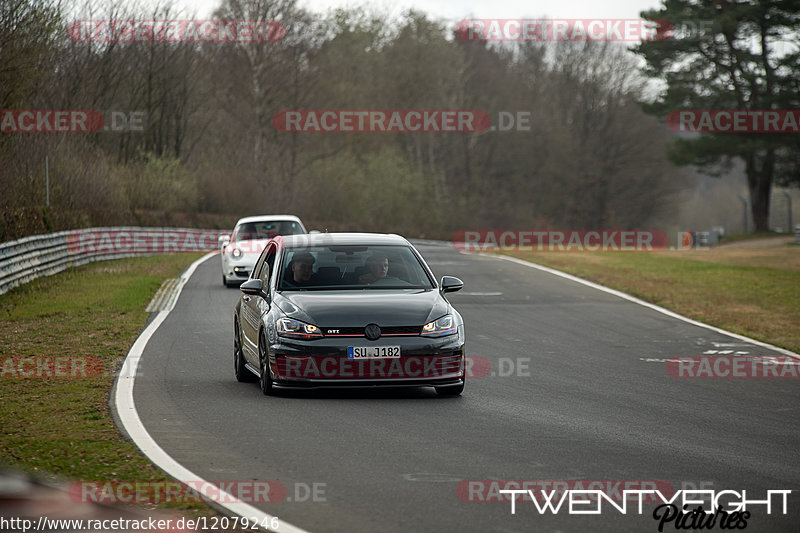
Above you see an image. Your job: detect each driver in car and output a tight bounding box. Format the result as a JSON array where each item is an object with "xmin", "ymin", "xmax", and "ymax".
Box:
[
  {"xmin": 287, "ymin": 252, "xmax": 316, "ymax": 286},
  {"xmin": 359, "ymin": 253, "xmax": 391, "ymax": 284}
]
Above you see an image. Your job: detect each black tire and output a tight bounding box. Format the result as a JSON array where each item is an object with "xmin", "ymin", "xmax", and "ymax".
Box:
[
  {"xmin": 234, "ymin": 320, "xmax": 255, "ymax": 382},
  {"xmin": 223, "ymin": 274, "xmax": 230, "ymax": 287},
  {"xmin": 435, "ymin": 382, "xmax": 464, "ymax": 396},
  {"xmin": 259, "ymin": 331, "xmax": 275, "ymax": 396}
]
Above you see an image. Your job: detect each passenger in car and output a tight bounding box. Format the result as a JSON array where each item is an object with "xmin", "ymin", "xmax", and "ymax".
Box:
[{"xmin": 358, "ymin": 253, "xmax": 390, "ymax": 284}]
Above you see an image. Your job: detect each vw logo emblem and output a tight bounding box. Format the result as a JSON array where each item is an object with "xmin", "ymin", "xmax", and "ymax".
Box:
[{"xmin": 364, "ymin": 324, "xmax": 381, "ymax": 340}]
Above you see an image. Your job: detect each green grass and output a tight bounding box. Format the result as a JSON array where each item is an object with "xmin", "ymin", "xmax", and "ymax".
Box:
[
  {"xmin": 504, "ymin": 245, "xmax": 800, "ymax": 354},
  {"xmin": 0, "ymin": 253, "xmax": 216, "ymax": 512},
  {"xmin": 718, "ymin": 231, "xmax": 792, "ymax": 243}
]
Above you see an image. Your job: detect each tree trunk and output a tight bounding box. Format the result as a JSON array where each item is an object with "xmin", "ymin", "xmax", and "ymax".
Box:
[{"xmin": 745, "ymin": 149, "xmax": 774, "ymax": 232}]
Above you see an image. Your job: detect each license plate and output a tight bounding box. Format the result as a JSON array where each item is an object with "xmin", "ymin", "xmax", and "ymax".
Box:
[{"xmin": 347, "ymin": 346, "xmax": 401, "ymax": 359}]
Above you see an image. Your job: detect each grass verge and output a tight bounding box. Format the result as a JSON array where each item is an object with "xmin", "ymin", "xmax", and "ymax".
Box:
[
  {"xmin": 717, "ymin": 231, "xmax": 792, "ymax": 244},
  {"xmin": 502, "ymin": 243, "xmax": 800, "ymax": 354},
  {"xmin": 0, "ymin": 253, "xmax": 216, "ymax": 513}
]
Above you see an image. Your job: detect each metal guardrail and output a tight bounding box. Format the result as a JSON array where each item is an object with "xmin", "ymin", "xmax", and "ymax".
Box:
[
  {"xmin": 0, "ymin": 227, "xmax": 222, "ymax": 296},
  {"xmin": 796, "ymin": 224, "xmax": 800, "ymax": 245}
]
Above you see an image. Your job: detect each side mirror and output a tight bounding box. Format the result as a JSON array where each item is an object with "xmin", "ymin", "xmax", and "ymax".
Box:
[
  {"xmin": 218, "ymin": 234, "xmax": 230, "ymax": 248},
  {"xmin": 440, "ymin": 276, "xmax": 463, "ymax": 293},
  {"xmin": 240, "ymin": 279, "xmax": 270, "ymax": 301}
]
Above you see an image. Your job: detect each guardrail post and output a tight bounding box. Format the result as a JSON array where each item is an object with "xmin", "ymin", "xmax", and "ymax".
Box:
[
  {"xmin": 737, "ymin": 195, "xmax": 749, "ymax": 234},
  {"xmin": 780, "ymin": 191, "xmax": 792, "ymax": 233}
]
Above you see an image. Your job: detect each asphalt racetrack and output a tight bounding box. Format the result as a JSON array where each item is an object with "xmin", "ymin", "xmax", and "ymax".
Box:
[{"xmin": 130, "ymin": 241, "xmax": 800, "ymax": 533}]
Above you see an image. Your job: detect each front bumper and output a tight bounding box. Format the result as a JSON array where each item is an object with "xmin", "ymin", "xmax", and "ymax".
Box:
[
  {"xmin": 221, "ymin": 255, "xmax": 257, "ymax": 280},
  {"xmin": 268, "ymin": 330, "xmax": 465, "ymax": 388}
]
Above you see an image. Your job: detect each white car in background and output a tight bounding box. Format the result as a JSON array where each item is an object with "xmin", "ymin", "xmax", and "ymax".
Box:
[{"xmin": 221, "ymin": 215, "xmax": 307, "ymax": 287}]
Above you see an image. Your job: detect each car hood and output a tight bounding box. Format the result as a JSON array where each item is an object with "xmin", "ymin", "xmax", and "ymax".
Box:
[{"xmin": 274, "ymin": 290, "xmax": 448, "ymax": 327}]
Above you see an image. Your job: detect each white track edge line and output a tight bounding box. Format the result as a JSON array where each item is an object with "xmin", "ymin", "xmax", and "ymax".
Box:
[
  {"xmin": 471, "ymin": 251, "xmax": 800, "ymax": 360},
  {"xmin": 113, "ymin": 251, "xmax": 310, "ymax": 533}
]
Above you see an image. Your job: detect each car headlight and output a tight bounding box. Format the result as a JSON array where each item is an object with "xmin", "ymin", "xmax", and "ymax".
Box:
[
  {"xmin": 277, "ymin": 317, "xmax": 323, "ymax": 339},
  {"xmin": 231, "ymin": 247, "xmax": 243, "ymax": 259},
  {"xmin": 421, "ymin": 315, "xmax": 457, "ymax": 337}
]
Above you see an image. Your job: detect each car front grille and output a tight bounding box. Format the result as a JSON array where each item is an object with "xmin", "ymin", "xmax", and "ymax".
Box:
[{"xmin": 321, "ymin": 325, "xmax": 421, "ymax": 337}]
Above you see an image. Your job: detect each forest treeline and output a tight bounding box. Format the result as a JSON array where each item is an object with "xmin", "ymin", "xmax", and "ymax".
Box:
[{"xmin": 0, "ymin": 0, "xmax": 687, "ymax": 240}]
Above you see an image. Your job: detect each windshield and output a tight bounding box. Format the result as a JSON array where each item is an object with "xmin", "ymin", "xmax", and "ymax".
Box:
[
  {"xmin": 278, "ymin": 245, "xmax": 434, "ymax": 290},
  {"xmin": 232, "ymin": 220, "xmax": 304, "ymax": 241}
]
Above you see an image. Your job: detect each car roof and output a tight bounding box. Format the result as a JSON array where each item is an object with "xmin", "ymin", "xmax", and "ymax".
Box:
[
  {"xmin": 281, "ymin": 232, "xmax": 409, "ymax": 248},
  {"xmin": 235, "ymin": 215, "xmax": 304, "ymax": 225}
]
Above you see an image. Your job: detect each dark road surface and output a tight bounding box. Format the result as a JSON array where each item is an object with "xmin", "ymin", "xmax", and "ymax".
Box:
[{"xmin": 131, "ymin": 242, "xmax": 800, "ymax": 533}]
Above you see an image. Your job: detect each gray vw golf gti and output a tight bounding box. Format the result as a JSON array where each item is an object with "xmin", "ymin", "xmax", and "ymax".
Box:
[{"xmin": 233, "ymin": 233, "xmax": 466, "ymax": 395}]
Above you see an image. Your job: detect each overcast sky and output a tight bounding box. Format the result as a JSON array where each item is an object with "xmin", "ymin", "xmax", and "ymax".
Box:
[{"xmin": 177, "ymin": 0, "xmax": 664, "ymax": 21}]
